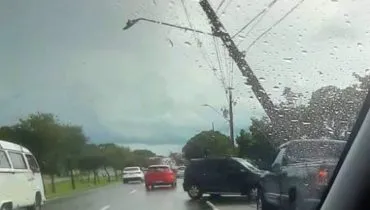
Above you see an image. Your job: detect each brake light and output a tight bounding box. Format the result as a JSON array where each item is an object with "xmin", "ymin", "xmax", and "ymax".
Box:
[{"xmin": 316, "ymin": 168, "xmax": 329, "ymax": 186}]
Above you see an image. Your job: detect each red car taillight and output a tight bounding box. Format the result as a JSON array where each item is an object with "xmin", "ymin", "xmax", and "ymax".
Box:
[{"xmin": 316, "ymin": 168, "xmax": 329, "ymax": 186}]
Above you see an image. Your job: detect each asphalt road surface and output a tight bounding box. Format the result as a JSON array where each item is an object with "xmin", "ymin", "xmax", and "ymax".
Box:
[{"xmin": 41, "ymin": 179, "xmax": 257, "ymax": 210}]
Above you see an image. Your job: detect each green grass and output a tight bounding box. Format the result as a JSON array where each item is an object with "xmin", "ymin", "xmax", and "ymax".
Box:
[{"xmin": 44, "ymin": 176, "xmax": 119, "ymax": 199}]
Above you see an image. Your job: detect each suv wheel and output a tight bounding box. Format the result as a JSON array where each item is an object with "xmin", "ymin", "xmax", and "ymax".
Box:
[
  {"xmin": 256, "ymin": 189, "xmax": 276, "ymax": 210},
  {"xmin": 187, "ymin": 184, "xmax": 202, "ymax": 200}
]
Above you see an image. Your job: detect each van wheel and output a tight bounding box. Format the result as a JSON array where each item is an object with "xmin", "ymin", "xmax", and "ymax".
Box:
[
  {"xmin": 27, "ymin": 193, "xmax": 42, "ymax": 210},
  {"xmin": 187, "ymin": 184, "xmax": 202, "ymax": 200}
]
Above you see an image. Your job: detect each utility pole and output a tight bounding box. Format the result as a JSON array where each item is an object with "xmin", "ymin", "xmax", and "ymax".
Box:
[
  {"xmin": 228, "ymin": 87, "xmax": 235, "ymax": 147},
  {"xmin": 199, "ymin": 0, "xmax": 278, "ymax": 122}
]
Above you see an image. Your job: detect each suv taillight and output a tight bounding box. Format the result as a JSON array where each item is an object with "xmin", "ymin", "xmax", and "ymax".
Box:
[{"xmin": 316, "ymin": 168, "xmax": 329, "ymax": 186}]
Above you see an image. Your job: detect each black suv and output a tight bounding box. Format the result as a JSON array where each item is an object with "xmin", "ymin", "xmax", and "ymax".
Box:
[{"xmin": 183, "ymin": 157, "xmax": 263, "ymax": 199}]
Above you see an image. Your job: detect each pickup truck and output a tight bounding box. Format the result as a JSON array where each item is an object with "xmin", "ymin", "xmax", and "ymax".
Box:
[{"xmin": 257, "ymin": 139, "xmax": 346, "ymax": 210}]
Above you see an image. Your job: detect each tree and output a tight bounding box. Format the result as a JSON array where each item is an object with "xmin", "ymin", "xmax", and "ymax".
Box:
[
  {"xmin": 251, "ymin": 73, "xmax": 369, "ymax": 147},
  {"xmin": 182, "ymin": 130, "xmax": 233, "ymax": 160},
  {"xmin": 132, "ymin": 149, "xmax": 156, "ymax": 158},
  {"xmin": 78, "ymin": 144, "xmax": 105, "ymax": 185},
  {"xmin": 236, "ymin": 126, "xmax": 276, "ymax": 169}
]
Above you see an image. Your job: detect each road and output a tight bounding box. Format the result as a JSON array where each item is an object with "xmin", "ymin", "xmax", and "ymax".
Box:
[{"xmin": 41, "ymin": 179, "xmax": 257, "ymax": 210}]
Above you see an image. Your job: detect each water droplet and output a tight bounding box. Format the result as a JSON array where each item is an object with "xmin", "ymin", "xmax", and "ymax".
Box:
[
  {"xmin": 236, "ymin": 5, "xmax": 241, "ymax": 10},
  {"xmin": 163, "ymin": 38, "xmax": 173, "ymax": 48},
  {"xmin": 273, "ymin": 86, "xmax": 280, "ymax": 90},
  {"xmin": 345, "ymin": 20, "xmax": 351, "ymax": 26},
  {"xmin": 184, "ymin": 41, "xmax": 192, "ymax": 46},
  {"xmin": 357, "ymin": 42, "xmax": 363, "ymax": 48},
  {"xmin": 259, "ymin": 77, "xmax": 266, "ymax": 82},
  {"xmin": 283, "ymin": 57, "xmax": 293, "ymax": 62},
  {"xmin": 169, "ymin": 0, "xmax": 175, "ymax": 8},
  {"xmin": 301, "ymin": 50, "xmax": 307, "ymax": 55},
  {"xmin": 302, "ymin": 122, "xmax": 311, "ymax": 125}
]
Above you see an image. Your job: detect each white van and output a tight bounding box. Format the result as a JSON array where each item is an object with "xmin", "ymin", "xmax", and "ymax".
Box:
[{"xmin": 0, "ymin": 140, "xmax": 45, "ymax": 210}]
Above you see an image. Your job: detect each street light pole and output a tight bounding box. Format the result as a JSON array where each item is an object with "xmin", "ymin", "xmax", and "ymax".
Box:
[
  {"xmin": 199, "ymin": 0, "xmax": 278, "ymax": 122},
  {"xmin": 123, "ymin": 18, "xmax": 214, "ymax": 36},
  {"xmin": 228, "ymin": 87, "xmax": 235, "ymax": 147}
]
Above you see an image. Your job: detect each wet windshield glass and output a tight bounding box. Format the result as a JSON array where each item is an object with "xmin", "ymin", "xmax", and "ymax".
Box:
[
  {"xmin": 1, "ymin": 0, "xmax": 369, "ymax": 209},
  {"xmin": 285, "ymin": 140, "xmax": 346, "ymax": 163}
]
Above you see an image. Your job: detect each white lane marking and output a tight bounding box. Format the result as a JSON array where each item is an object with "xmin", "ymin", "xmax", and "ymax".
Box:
[
  {"xmin": 206, "ymin": 200, "xmax": 219, "ymax": 210},
  {"xmin": 129, "ymin": 189, "xmax": 137, "ymax": 194},
  {"xmin": 100, "ymin": 205, "xmax": 110, "ymax": 210}
]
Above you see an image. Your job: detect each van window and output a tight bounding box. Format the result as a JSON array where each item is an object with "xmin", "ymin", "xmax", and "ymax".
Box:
[
  {"xmin": 0, "ymin": 150, "xmax": 11, "ymax": 168},
  {"xmin": 8, "ymin": 152, "xmax": 27, "ymax": 169},
  {"xmin": 26, "ymin": 154, "xmax": 40, "ymax": 172}
]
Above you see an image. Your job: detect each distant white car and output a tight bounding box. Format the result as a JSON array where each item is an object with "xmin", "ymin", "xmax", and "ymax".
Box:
[
  {"xmin": 176, "ymin": 166, "xmax": 186, "ymax": 178},
  {"xmin": 122, "ymin": 167, "xmax": 144, "ymax": 183}
]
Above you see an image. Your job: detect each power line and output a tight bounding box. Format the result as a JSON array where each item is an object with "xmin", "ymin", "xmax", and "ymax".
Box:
[
  {"xmin": 246, "ymin": 0, "xmax": 305, "ymax": 53},
  {"xmin": 219, "ymin": 0, "xmax": 233, "ymax": 15},
  {"xmin": 179, "ymin": 0, "xmax": 215, "ymax": 70},
  {"xmin": 216, "ymin": 0, "xmax": 227, "ymax": 12},
  {"xmin": 232, "ymin": 0, "xmax": 278, "ymax": 39},
  {"xmin": 236, "ymin": 11, "xmax": 268, "ymax": 46}
]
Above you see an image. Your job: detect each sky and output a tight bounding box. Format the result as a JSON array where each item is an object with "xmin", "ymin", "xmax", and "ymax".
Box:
[{"xmin": 0, "ymin": 0, "xmax": 369, "ymax": 155}]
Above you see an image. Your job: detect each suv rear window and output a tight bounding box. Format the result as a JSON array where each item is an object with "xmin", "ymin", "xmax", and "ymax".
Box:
[{"xmin": 286, "ymin": 140, "xmax": 346, "ymax": 162}]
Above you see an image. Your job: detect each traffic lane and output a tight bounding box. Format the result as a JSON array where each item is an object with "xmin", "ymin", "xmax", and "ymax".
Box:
[
  {"xmin": 204, "ymin": 195, "xmax": 257, "ymax": 210},
  {"xmin": 108, "ymin": 179, "xmax": 212, "ymax": 210},
  {"xmin": 41, "ymin": 183, "xmax": 135, "ymax": 210},
  {"xmin": 40, "ymin": 179, "xmax": 212, "ymax": 210}
]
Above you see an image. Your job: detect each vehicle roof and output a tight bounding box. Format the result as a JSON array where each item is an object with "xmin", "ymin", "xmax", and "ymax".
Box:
[
  {"xmin": 148, "ymin": 164, "xmax": 170, "ymax": 168},
  {"xmin": 123, "ymin": 166, "xmax": 140, "ymax": 170},
  {"xmin": 279, "ymin": 139, "xmax": 347, "ymax": 149},
  {"xmin": 0, "ymin": 139, "xmax": 31, "ymax": 153}
]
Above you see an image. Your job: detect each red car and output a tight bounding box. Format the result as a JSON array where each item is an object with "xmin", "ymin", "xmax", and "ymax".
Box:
[{"xmin": 144, "ymin": 165, "xmax": 177, "ymax": 190}]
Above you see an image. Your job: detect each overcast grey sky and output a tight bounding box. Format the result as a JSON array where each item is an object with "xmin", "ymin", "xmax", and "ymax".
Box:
[{"xmin": 1, "ymin": 0, "xmax": 369, "ymax": 155}]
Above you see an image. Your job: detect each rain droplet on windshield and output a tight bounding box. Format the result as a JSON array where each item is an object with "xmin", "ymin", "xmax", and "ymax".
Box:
[
  {"xmin": 184, "ymin": 41, "xmax": 192, "ymax": 46},
  {"xmin": 301, "ymin": 50, "xmax": 307, "ymax": 55},
  {"xmin": 259, "ymin": 77, "xmax": 266, "ymax": 82},
  {"xmin": 357, "ymin": 42, "xmax": 363, "ymax": 48},
  {"xmin": 283, "ymin": 57, "xmax": 293, "ymax": 63}
]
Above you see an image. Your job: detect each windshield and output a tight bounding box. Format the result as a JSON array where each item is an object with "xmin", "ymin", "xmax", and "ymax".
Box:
[
  {"xmin": 1, "ymin": 0, "xmax": 368, "ymax": 209},
  {"xmin": 234, "ymin": 158, "xmax": 261, "ymax": 173}
]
